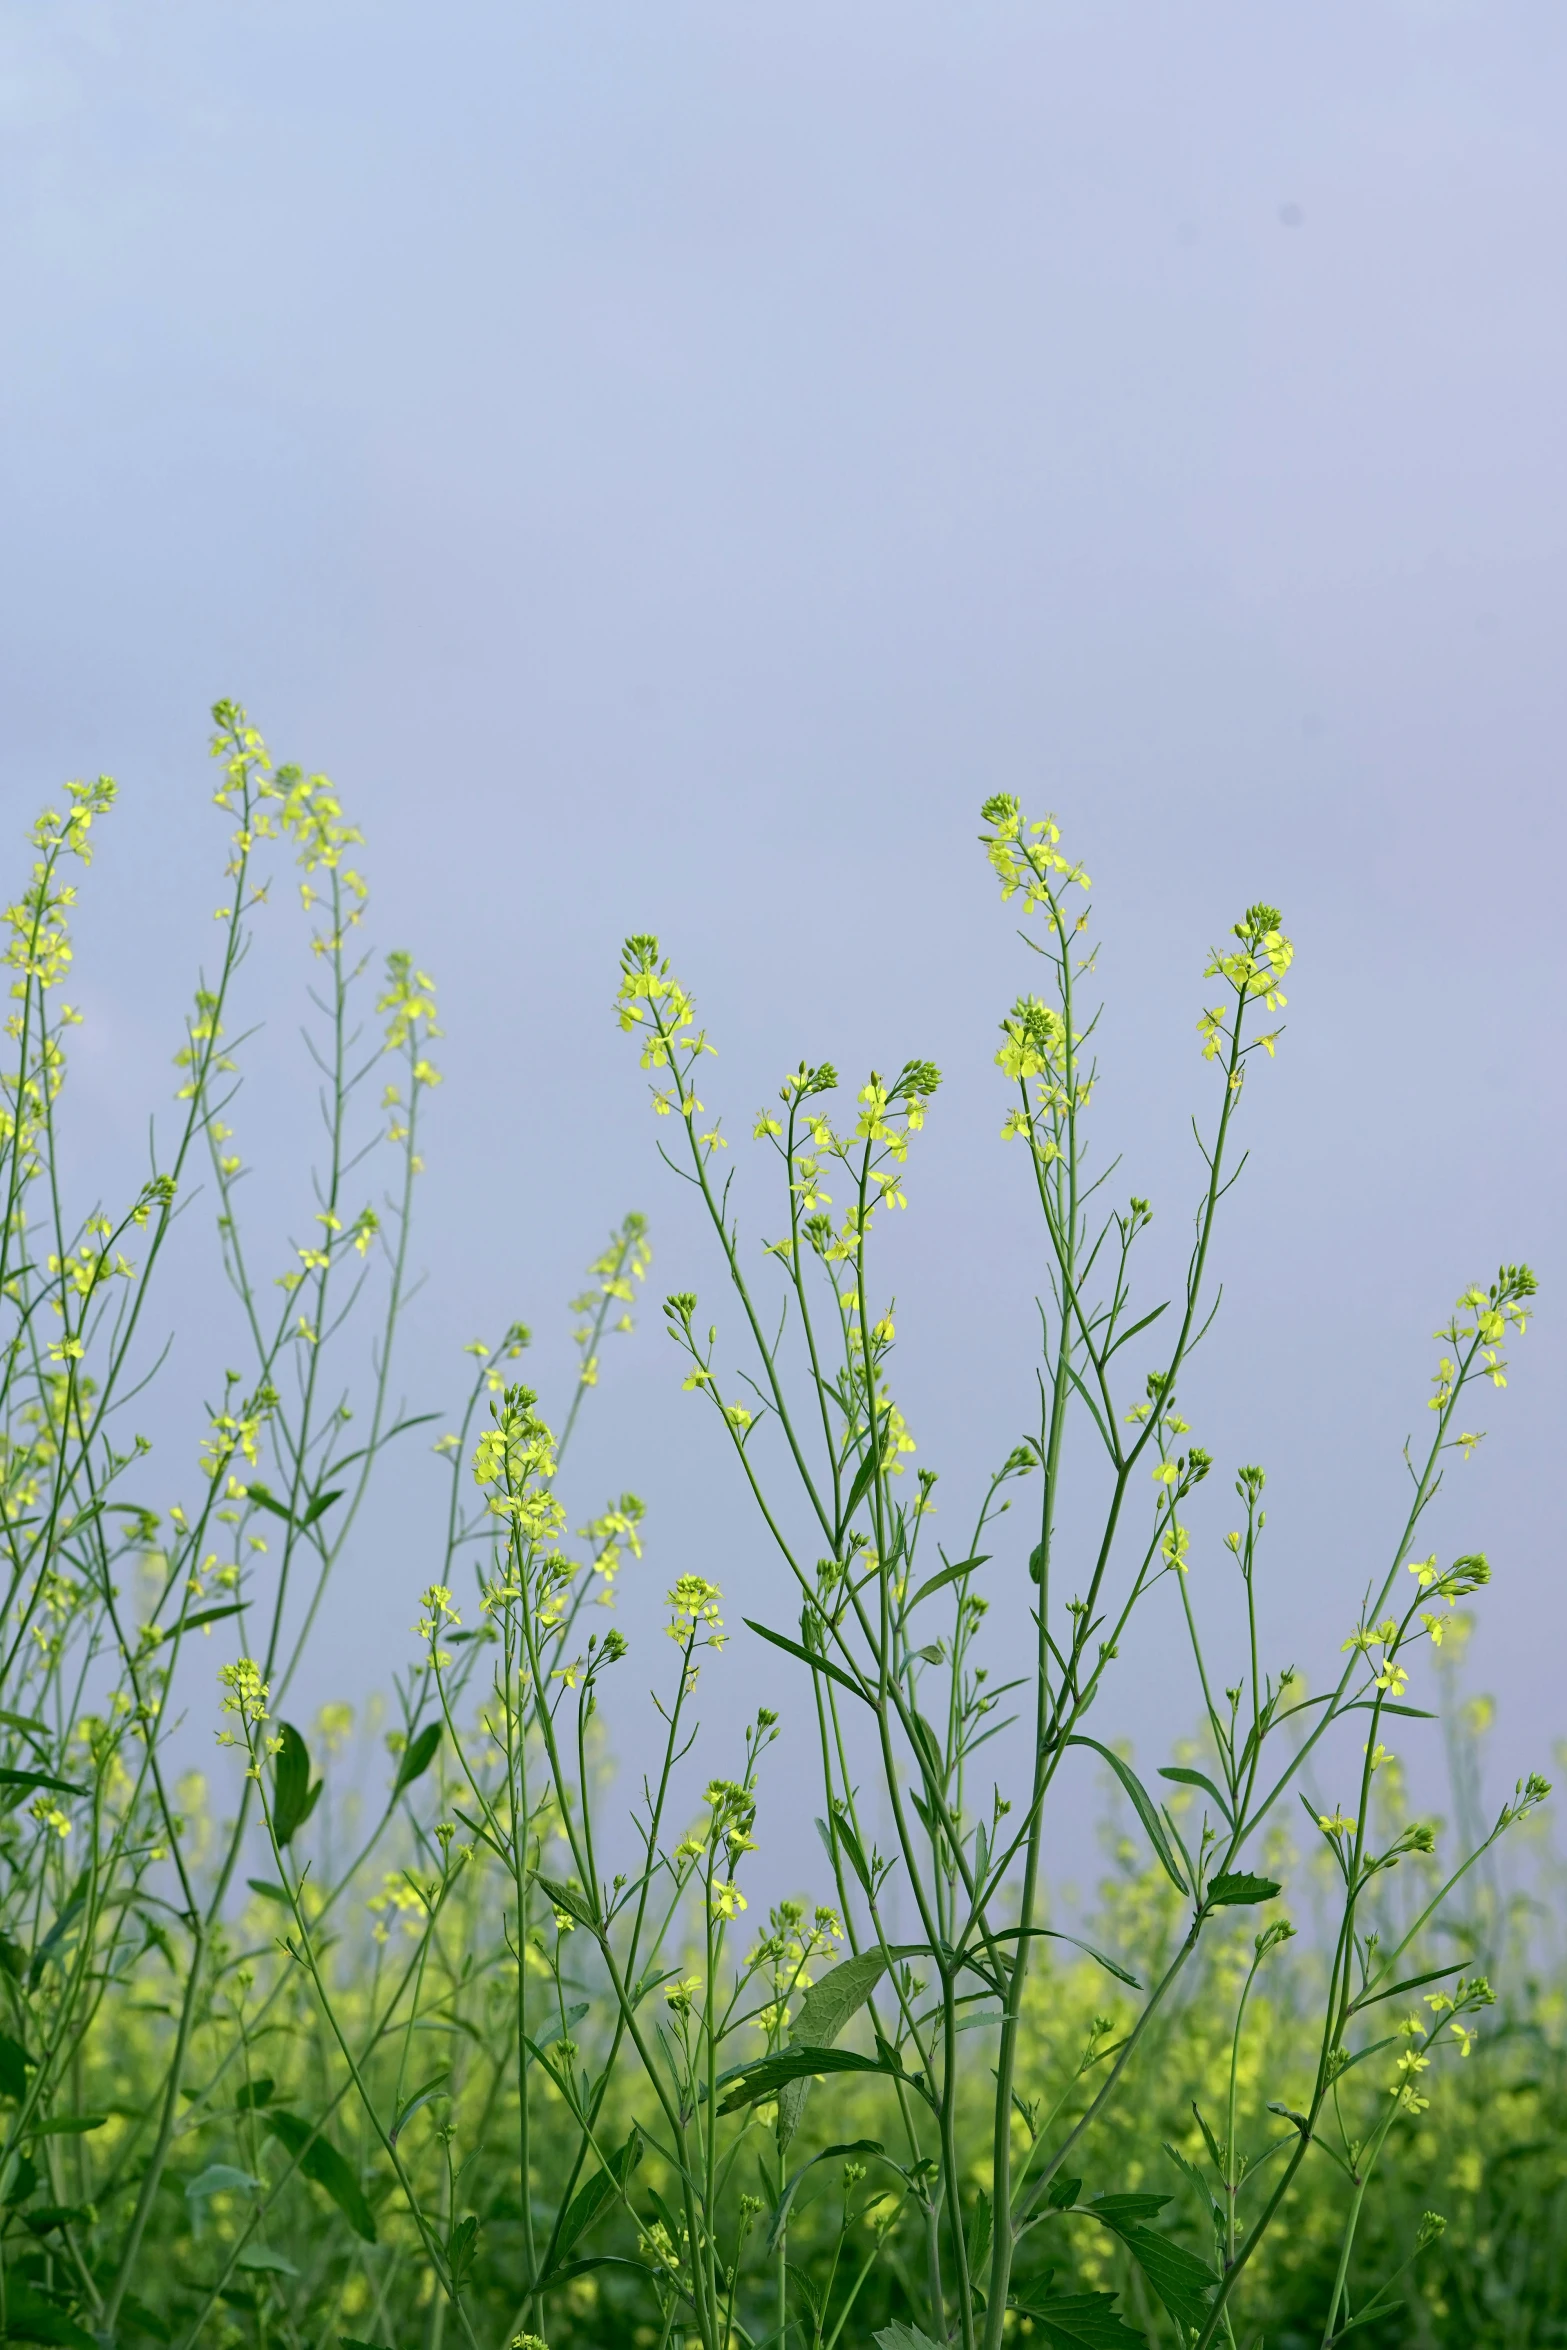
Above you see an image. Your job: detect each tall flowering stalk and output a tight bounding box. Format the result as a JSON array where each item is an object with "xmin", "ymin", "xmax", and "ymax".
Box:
[{"xmin": 614, "ymin": 796, "xmax": 1549, "ymax": 2350}]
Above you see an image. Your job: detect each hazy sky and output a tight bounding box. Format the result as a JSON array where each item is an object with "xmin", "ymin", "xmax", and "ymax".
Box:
[{"xmin": 3, "ymin": 1, "xmax": 1563, "ymax": 1893}]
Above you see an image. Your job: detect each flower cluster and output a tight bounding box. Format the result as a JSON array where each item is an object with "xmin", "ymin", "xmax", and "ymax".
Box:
[
  {"xmin": 1197, "ymin": 904, "xmax": 1294, "ymax": 1072},
  {"xmin": 472, "ymin": 1386, "xmax": 567, "ymax": 1549},
  {"xmin": 216, "ymin": 1658, "xmax": 281, "ymax": 1779},
  {"xmin": 978, "ymin": 797, "xmax": 1091, "ymax": 927},
  {"xmin": 3, "ymin": 776, "xmax": 115, "ymax": 1182},
  {"xmin": 209, "ymin": 703, "xmax": 367, "ymax": 956}
]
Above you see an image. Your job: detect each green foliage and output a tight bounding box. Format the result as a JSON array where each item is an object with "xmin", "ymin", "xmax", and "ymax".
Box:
[{"xmin": 0, "ymin": 711, "xmax": 1558, "ymax": 2350}]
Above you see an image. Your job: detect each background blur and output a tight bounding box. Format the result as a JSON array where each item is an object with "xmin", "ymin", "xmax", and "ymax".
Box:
[{"xmin": 2, "ymin": 0, "xmax": 1563, "ymax": 1896}]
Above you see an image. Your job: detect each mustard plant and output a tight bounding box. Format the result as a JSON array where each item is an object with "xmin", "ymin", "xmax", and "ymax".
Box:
[
  {"xmin": 613, "ymin": 797, "xmax": 1550, "ymax": 2350},
  {"xmin": 0, "ymin": 723, "xmax": 1554, "ymax": 2350}
]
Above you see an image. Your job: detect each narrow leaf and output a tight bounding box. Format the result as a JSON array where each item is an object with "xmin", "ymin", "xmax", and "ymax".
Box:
[
  {"xmin": 244, "ymin": 1483, "xmax": 295, "ymax": 1520},
  {"xmin": 838, "ymin": 1441, "xmax": 883, "ymax": 1534},
  {"xmin": 542, "ymin": 2127, "xmax": 642, "ymax": 2279},
  {"xmin": 1352, "ymin": 1961, "xmax": 1465, "ymax": 2013},
  {"xmin": 0, "ymin": 2031, "xmax": 31, "ymax": 2101},
  {"xmin": 272, "ymin": 1723, "xmax": 317, "ymax": 1850},
  {"xmin": 390, "ymin": 2075, "xmax": 450, "ymax": 2142},
  {"xmin": 1067, "ymin": 1737, "xmax": 1189, "ymax": 1894},
  {"xmin": 144, "ymin": 1603, "xmax": 246, "ymax": 1651},
  {"xmin": 765, "ymin": 2141, "xmax": 884, "ymax": 2254},
  {"xmin": 968, "ymin": 2188, "xmax": 993, "ymax": 2280},
  {"xmin": 908, "ymin": 1554, "xmax": 991, "ymax": 1611},
  {"xmin": 907, "ymin": 1711, "xmax": 946, "ymax": 1793},
  {"xmin": 392, "ymin": 1722, "xmax": 442, "ymax": 1796},
  {"xmin": 1158, "ymin": 1765, "xmax": 1235, "ymax": 1823},
  {"xmin": 265, "ymin": 2110, "xmax": 377, "ymax": 2242},
  {"xmin": 121, "ymin": 2296, "xmax": 173, "ymax": 2342},
  {"xmin": 299, "ymin": 1488, "xmax": 344, "ymax": 1529},
  {"xmin": 718, "ymin": 2045, "xmax": 906, "ymax": 2115},
  {"xmin": 236, "ymin": 2246, "xmax": 299, "ymax": 2276},
  {"xmin": 743, "ymin": 1619, "xmax": 868, "ymax": 1705},
  {"xmin": 533, "ymin": 1874, "xmax": 599, "ymax": 1930}
]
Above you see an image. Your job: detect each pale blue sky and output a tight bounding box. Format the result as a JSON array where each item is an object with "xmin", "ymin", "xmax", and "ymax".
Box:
[{"xmin": 3, "ymin": 1, "xmax": 1563, "ymax": 1889}]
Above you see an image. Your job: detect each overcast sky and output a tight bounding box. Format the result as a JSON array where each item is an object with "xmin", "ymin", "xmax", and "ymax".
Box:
[{"xmin": 3, "ymin": 1, "xmax": 1563, "ymax": 1897}]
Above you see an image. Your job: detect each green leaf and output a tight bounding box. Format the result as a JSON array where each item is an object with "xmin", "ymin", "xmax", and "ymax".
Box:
[
  {"xmin": 1206, "ymin": 1872, "xmax": 1281, "ymax": 1909},
  {"xmin": 1332, "ymin": 2298, "xmax": 1407, "ymax": 2339},
  {"xmin": 792, "ymin": 1950, "xmax": 888, "ymax": 2044},
  {"xmin": 1090, "ymin": 2199, "xmax": 1217, "ymax": 2337},
  {"xmin": 390, "ymin": 2074, "xmax": 450, "ymax": 2142},
  {"xmin": 1352, "ymin": 1961, "xmax": 1465, "ymax": 2013},
  {"xmin": 1158, "ymin": 1765, "xmax": 1235, "ymax": 1823},
  {"xmin": 839, "ymin": 1440, "xmax": 885, "ymax": 1534},
  {"xmin": 537, "ymin": 2126, "xmax": 642, "ymax": 2285},
  {"xmin": 968, "ymin": 2188, "xmax": 993, "ymax": 2281},
  {"xmin": 1009, "ymin": 2284, "xmax": 1147, "ymax": 2346},
  {"xmin": 393, "ymin": 1721, "xmax": 442, "ymax": 1796},
  {"xmin": 245, "ymin": 1483, "xmax": 295, "ymax": 1521},
  {"xmin": 743, "ymin": 1619, "xmax": 868, "ymax": 1705},
  {"xmin": 235, "ymin": 2245, "xmax": 299, "ymax": 2276},
  {"xmin": 446, "ymin": 2214, "xmax": 480, "ymax": 2291},
  {"xmin": 0, "ymin": 1770, "xmax": 89, "ymax": 1800},
  {"xmin": 1090, "ymin": 2195, "xmax": 1170, "ymax": 2223},
  {"xmin": 299, "ymin": 1487, "xmax": 344, "ymax": 1529},
  {"xmin": 265, "ymin": 2110, "xmax": 377, "ymax": 2242},
  {"xmin": 235, "ymin": 2078, "xmax": 275, "ymax": 2111},
  {"xmin": 29, "ymin": 1875, "xmax": 88, "ymax": 1988},
  {"xmin": 791, "ymin": 2263, "xmax": 825, "ymax": 2329},
  {"xmin": 143, "ymin": 1603, "xmax": 246, "ymax": 1651},
  {"xmin": 873, "ymin": 2325, "xmax": 947, "ymax": 2350},
  {"xmin": 1067, "ymin": 1738, "xmax": 1188, "ymax": 1894},
  {"xmin": 247, "ymin": 1879, "xmax": 292, "ymax": 1908},
  {"xmin": 907, "ymin": 1554, "xmax": 990, "ymax": 1611},
  {"xmin": 22, "ymin": 2207, "xmax": 91, "ymax": 2238},
  {"xmin": 777, "ymin": 1950, "xmax": 887, "ymax": 2145},
  {"xmin": 533, "ymin": 1874, "xmax": 599, "ymax": 1930},
  {"xmin": 121, "ymin": 2295, "xmax": 173, "ymax": 2341},
  {"xmin": 817, "ymin": 1805, "xmax": 874, "ymax": 1896},
  {"xmin": 1046, "ymin": 2176, "xmax": 1082, "ymax": 2210},
  {"xmin": 530, "ymin": 2001, "xmax": 589, "ymax": 2055},
  {"xmin": 965, "ymin": 1925, "xmax": 1141, "ymax": 1991},
  {"xmin": 272, "ymin": 1722, "xmax": 322, "ymax": 1850},
  {"xmin": 907, "ymin": 1711, "xmax": 946, "ymax": 1793},
  {"xmin": 765, "ymin": 2141, "xmax": 885, "ymax": 2254},
  {"xmin": 2, "ymin": 2154, "xmax": 39, "ymax": 2206},
  {"xmin": 186, "ymin": 2164, "xmax": 261, "ymax": 2203},
  {"xmin": 0, "ymin": 2273, "xmax": 97, "ymax": 2349},
  {"xmin": 0, "ymin": 2030, "xmax": 31, "ymax": 2102},
  {"xmin": 26, "ymin": 2115, "xmax": 105, "ymax": 2137},
  {"xmin": 534, "ymin": 2256, "xmax": 648, "ymax": 2290},
  {"xmin": 0, "ymin": 1711, "xmax": 49, "ymax": 1739},
  {"xmin": 718, "ymin": 2045, "xmax": 907, "ymax": 2116},
  {"xmin": 1164, "ymin": 2139, "xmax": 1225, "ymax": 2234}
]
